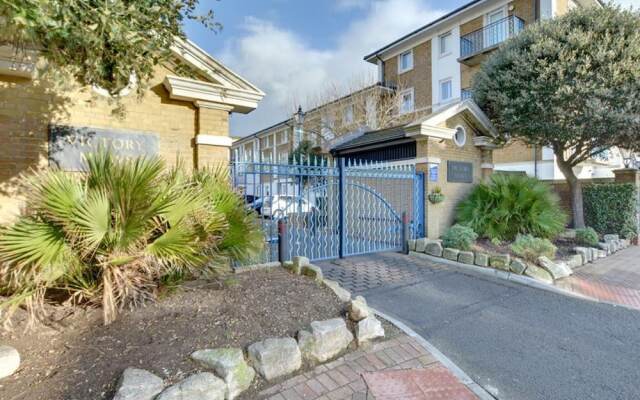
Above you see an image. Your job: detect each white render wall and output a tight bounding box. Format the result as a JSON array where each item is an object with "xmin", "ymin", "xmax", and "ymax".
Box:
[{"xmin": 431, "ymin": 25, "xmax": 462, "ymax": 111}]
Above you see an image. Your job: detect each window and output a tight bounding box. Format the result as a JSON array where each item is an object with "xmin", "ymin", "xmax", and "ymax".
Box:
[
  {"xmin": 453, "ymin": 125, "xmax": 467, "ymax": 147},
  {"xmin": 260, "ymin": 135, "xmax": 272, "ymax": 149},
  {"xmin": 399, "ymin": 88, "xmax": 414, "ymax": 114},
  {"xmin": 343, "ymin": 105, "xmax": 354, "ymax": 125},
  {"xmin": 440, "ymin": 79, "xmax": 452, "ymax": 102},
  {"xmin": 439, "ymin": 32, "xmax": 452, "ymax": 56},
  {"xmin": 277, "ymin": 130, "xmax": 288, "ymax": 145},
  {"xmin": 398, "ymin": 50, "xmax": 413, "ymax": 73},
  {"xmin": 321, "ymin": 114, "xmax": 335, "ymax": 141}
]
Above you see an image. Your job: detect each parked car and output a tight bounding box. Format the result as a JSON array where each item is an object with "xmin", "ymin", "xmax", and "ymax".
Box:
[
  {"xmin": 243, "ymin": 194, "xmax": 259, "ymax": 205},
  {"xmin": 250, "ymin": 195, "xmax": 318, "ymax": 219}
]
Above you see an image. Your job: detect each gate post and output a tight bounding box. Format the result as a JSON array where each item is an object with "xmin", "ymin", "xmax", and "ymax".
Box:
[
  {"xmin": 414, "ymin": 171, "xmax": 425, "ymax": 238},
  {"xmin": 338, "ymin": 158, "xmax": 346, "ymax": 258},
  {"xmin": 278, "ymin": 219, "xmax": 288, "ymax": 263},
  {"xmin": 401, "ymin": 211, "xmax": 409, "ymax": 254}
]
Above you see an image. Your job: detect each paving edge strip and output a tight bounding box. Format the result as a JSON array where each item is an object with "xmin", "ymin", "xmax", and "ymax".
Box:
[
  {"xmin": 409, "ymin": 252, "xmax": 640, "ymax": 312},
  {"xmin": 372, "ymin": 308, "xmax": 496, "ymax": 400}
]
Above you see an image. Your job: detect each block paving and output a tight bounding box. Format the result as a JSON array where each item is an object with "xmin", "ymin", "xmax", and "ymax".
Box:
[
  {"xmin": 319, "ymin": 252, "xmax": 447, "ymax": 293},
  {"xmin": 259, "ymin": 333, "xmax": 478, "ymax": 400},
  {"xmin": 557, "ymin": 246, "xmax": 640, "ymax": 310}
]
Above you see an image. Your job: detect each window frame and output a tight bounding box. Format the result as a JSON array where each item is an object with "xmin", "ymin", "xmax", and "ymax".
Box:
[
  {"xmin": 439, "ymin": 31, "xmax": 452, "ymax": 57},
  {"xmin": 439, "ymin": 78, "xmax": 453, "ymax": 102},
  {"xmin": 399, "ymin": 88, "xmax": 415, "ymax": 114},
  {"xmin": 343, "ymin": 104, "xmax": 355, "ymax": 125},
  {"xmin": 398, "ymin": 50, "xmax": 414, "ymax": 74}
]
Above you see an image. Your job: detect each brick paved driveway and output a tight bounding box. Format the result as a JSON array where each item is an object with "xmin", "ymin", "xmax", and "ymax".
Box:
[
  {"xmin": 260, "ymin": 332, "xmax": 478, "ymax": 400},
  {"xmin": 319, "ymin": 252, "xmax": 449, "ymax": 293},
  {"xmin": 318, "ymin": 251, "xmax": 640, "ymax": 400},
  {"xmin": 557, "ymin": 246, "xmax": 640, "ymax": 309}
]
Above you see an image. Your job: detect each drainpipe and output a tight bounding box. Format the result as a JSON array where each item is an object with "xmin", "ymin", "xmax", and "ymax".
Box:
[{"xmin": 375, "ymin": 55, "xmax": 385, "ymax": 85}]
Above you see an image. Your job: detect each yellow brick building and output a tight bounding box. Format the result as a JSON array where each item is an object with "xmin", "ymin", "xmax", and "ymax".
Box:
[{"xmin": 0, "ymin": 39, "xmax": 264, "ymax": 223}]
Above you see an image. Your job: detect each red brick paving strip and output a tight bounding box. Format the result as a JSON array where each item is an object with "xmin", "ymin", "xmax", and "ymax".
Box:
[
  {"xmin": 363, "ymin": 365, "xmax": 478, "ymax": 400},
  {"xmin": 556, "ymin": 247, "xmax": 640, "ymax": 310},
  {"xmin": 260, "ymin": 334, "xmax": 478, "ymax": 400}
]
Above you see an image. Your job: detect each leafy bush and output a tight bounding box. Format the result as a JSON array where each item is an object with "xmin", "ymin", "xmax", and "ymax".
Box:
[
  {"xmin": 584, "ymin": 183, "xmax": 638, "ymax": 240},
  {"xmin": 0, "ymin": 151, "xmax": 263, "ymax": 325},
  {"xmin": 456, "ymin": 174, "xmax": 568, "ymax": 241},
  {"xmin": 442, "ymin": 224, "xmax": 478, "ymax": 251},
  {"xmin": 575, "ymin": 227, "xmax": 599, "ymax": 246},
  {"xmin": 510, "ymin": 235, "xmax": 557, "ymax": 263}
]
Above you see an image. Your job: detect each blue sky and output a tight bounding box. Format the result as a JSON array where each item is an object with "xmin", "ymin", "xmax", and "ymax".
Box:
[{"xmin": 184, "ymin": 0, "xmax": 638, "ymax": 137}]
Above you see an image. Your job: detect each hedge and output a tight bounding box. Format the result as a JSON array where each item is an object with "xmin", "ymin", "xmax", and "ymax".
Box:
[{"xmin": 583, "ymin": 183, "xmax": 638, "ymax": 239}]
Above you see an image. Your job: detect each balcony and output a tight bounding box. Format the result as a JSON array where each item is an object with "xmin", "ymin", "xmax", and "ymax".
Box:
[{"xmin": 459, "ymin": 15, "xmax": 525, "ymax": 66}]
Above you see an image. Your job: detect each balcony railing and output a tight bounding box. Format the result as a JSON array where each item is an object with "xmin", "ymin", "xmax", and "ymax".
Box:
[{"xmin": 460, "ymin": 15, "xmax": 525, "ymax": 59}]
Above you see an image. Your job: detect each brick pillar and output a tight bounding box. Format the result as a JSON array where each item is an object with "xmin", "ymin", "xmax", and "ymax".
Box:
[
  {"xmin": 194, "ymin": 101, "xmax": 234, "ymax": 168},
  {"xmin": 613, "ymin": 168, "xmax": 640, "ymax": 185},
  {"xmin": 480, "ymin": 149, "xmax": 494, "ymax": 181}
]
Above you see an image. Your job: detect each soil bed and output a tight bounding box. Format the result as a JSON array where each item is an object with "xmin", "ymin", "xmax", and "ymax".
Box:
[
  {"xmin": 0, "ymin": 268, "xmax": 344, "ymax": 400},
  {"xmin": 473, "ymin": 238, "xmax": 578, "ymax": 262}
]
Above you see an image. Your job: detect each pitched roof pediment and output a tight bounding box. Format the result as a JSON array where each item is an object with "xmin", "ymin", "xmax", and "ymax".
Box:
[{"xmin": 165, "ymin": 38, "xmax": 265, "ymax": 114}]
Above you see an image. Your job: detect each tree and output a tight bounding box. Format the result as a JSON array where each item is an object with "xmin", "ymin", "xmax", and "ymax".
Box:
[
  {"xmin": 0, "ymin": 0, "xmax": 219, "ymax": 97},
  {"xmin": 294, "ymin": 77, "xmax": 427, "ymax": 150},
  {"xmin": 472, "ymin": 5, "xmax": 640, "ymax": 228},
  {"xmin": 288, "ymin": 140, "xmax": 326, "ymax": 165}
]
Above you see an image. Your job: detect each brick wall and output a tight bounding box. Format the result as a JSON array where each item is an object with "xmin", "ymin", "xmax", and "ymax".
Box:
[
  {"xmin": 384, "ymin": 40, "xmax": 432, "ymax": 112},
  {"xmin": 511, "ymin": 0, "xmax": 537, "ymax": 24},
  {"xmin": 494, "ymin": 140, "xmax": 540, "ymax": 163},
  {"xmin": 0, "ymin": 63, "xmax": 229, "ymax": 222},
  {"xmin": 417, "ymin": 115, "xmax": 487, "ymax": 239},
  {"xmin": 556, "ymin": 0, "xmax": 569, "ymax": 15}
]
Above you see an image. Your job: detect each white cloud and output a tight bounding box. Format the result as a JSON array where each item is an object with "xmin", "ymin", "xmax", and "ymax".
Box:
[
  {"xmin": 222, "ymin": 0, "xmax": 445, "ymax": 136},
  {"xmin": 335, "ymin": 0, "xmax": 369, "ymax": 11}
]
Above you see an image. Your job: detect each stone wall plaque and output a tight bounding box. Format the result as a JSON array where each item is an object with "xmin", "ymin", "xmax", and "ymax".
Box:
[
  {"xmin": 49, "ymin": 125, "xmax": 159, "ymax": 171},
  {"xmin": 447, "ymin": 161, "xmax": 473, "ymax": 183}
]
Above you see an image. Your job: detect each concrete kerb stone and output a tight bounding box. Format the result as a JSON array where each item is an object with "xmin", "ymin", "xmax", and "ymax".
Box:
[
  {"xmin": 408, "ymin": 251, "xmax": 591, "ymax": 301},
  {"xmin": 411, "ymin": 248, "xmax": 640, "ymax": 311}
]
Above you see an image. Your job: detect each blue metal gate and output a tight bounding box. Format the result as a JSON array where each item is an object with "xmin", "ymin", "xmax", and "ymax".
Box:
[{"xmin": 231, "ymin": 158, "xmax": 424, "ymax": 263}]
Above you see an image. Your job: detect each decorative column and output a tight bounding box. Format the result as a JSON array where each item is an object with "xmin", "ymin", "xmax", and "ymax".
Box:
[{"xmin": 194, "ymin": 101, "xmax": 234, "ymax": 168}]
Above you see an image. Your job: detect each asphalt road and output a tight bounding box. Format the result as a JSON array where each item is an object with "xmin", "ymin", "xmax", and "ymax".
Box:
[{"xmin": 360, "ymin": 259, "xmax": 640, "ymax": 400}]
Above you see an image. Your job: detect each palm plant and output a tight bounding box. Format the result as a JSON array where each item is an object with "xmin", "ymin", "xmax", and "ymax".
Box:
[
  {"xmin": 0, "ymin": 151, "xmax": 263, "ymax": 325},
  {"xmin": 456, "ymin": 174, "xmax": 567, "ymax": 241}
]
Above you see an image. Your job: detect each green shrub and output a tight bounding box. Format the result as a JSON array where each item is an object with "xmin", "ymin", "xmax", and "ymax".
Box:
[
  {"xmin": 456, "ymin": 174, "xmax": 567, "ymax": 241},
  {"xmin": 584, "ymin": 183, "xmax": 638, "ymax": 239},
  {"xmin": 0, "ymin": 151, "xmax": 263, "ymax": 324},
  {"xmin": 510, "ymin": 235, "xmax": 557, "ymax": 263},
  {"xmin": 442, "ymin": 224, "xmax": 478, "ymax": 251},
  {"xmin": 575, "ymin": 227, "xmax": 599, "ymax": 246}
]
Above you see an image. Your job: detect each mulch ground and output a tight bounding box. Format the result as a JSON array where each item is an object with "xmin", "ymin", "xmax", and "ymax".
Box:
[
  {"xmin": 473, "ymin": 237, "xmax": 578, "ymax": 262},
  {"xmin": 0, "ymin": 268, "xmax": 344, "ymax": 400}
]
